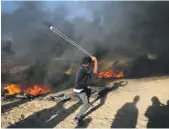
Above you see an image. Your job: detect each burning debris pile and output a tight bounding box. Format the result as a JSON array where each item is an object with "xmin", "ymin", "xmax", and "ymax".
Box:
[
  {"xmin": 2, "ymin": 84, "xmax": 71, "ymax": 103},
  {"xmin": 1, "ymin": 51, "xmax": 74, "ymax": 103},
  {"xmin": 3, "ymin": 84, "xmax": 22, "ymax": 95},
  {"xmin": 23, "ymin": 85, "xmax": 50, "ymax": 96},
  {"xmin": 96, "ymin": 53, "xmax": 169, "ymax": 79},
  {"xmin": 98, "ymin": 70, "xmax": 124, "ymax": 79},
  {"xmin": 2, "ymin": 84, "xmax": 51, "ymax": 99}
]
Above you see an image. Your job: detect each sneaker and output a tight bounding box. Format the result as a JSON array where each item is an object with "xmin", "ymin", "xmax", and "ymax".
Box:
[{"xmin": 72, "ymin": 117, "xmax": 81, "ymax": 126}]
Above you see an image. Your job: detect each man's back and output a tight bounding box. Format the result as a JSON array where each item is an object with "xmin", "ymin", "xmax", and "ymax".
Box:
[{"xmin": 74, "ymin": 66, "xmax": 92, "ymax": 90}]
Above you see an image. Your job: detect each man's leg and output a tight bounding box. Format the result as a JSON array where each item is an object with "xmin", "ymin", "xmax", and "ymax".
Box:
[{"xmin": 75, "ymin": 92, "xmax": 90, "ymax": 119}]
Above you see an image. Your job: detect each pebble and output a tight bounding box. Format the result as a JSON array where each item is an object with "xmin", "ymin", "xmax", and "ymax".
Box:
[
  {"xmin": 21, "ymin": 114, "xmax": 25, "ymax": 119},
  {"xmin": 8, "ymin": 122, "xmax": 12, "ymax": 125}
]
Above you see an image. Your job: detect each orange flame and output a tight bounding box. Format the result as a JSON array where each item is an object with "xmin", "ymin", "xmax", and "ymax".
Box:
[
  {"xmin": 4, "ymin": 84, "xmax": 21, "ymax": 95},
  {"xmin": 3, "ymin": 84, "xmax": 51, "ymax": 96},
  {"xmin": 98, "ymin": 70, "xmax": 124, "ymax": 79},
  {"xmin": 24, "ymin": 85, "xmax": 50, "ymax": 96}
]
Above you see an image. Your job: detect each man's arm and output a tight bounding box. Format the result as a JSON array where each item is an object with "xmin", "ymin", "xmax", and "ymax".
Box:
[{"xmin": 91, "ymin": 57, "xmax": 98, "ymax": 74}]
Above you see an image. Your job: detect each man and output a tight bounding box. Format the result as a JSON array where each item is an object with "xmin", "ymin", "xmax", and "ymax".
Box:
[{"xmin": 73, "ymin": 56, "xmax": 98, "ymax": 125}]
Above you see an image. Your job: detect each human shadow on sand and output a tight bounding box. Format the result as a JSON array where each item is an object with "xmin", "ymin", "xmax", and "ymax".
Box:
[
  {"xmin": 111, "ymin": 95, "xmax": 140, "ymax": 128},
  {"xmin": 8, "ymin": 100, "xmax": 81, "ymax": 128},
  {"xmin": 83, "ymin": 81, "xmax": 128, "ymax": 119},
  {"xmin": 145, "ymin": 96, "xmax": 169, "ymax": 128},
  {"xmin": 1, "ymin": 100, "xmax": 30, "ymax": 113}
]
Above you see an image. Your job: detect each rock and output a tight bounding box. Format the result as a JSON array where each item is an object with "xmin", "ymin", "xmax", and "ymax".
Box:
[
  {"xmin": 8, "ymin": 122, "xmax": 12, "ymax": 125},
  {"xmin": 21, "ymin": 114, "xmax": 25, "ymax": 119}
]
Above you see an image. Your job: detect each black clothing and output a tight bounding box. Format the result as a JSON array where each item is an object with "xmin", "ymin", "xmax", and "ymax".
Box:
[{"xmin": 74, "ymin": 66, "xmax": 93, "ymax": 90}]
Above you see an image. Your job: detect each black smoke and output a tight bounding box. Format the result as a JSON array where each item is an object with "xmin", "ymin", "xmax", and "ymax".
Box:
[
  {"xmin": 2, "ymin": 1, "xmax": 169, "ymax": 78},
  {"xmin": 2, "ymin": 1, "xmax": 75, "ymax": 64},
  {"xmin": 76, "ymin": 2, "xmax": 169, "ymax": 59}
]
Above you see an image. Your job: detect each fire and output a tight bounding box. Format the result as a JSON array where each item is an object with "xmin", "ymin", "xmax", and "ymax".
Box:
[
  {"xmin": 4, "ymin": 84, "xmax": 21, "ymax": 95},
  {"xmin": 3, "ymin": 84, "xmax": 51, "ymax": 96},
  {"xmin": 24, "ymin": 85, "xmax": 50, "ymax": 96},
  {"xmin": 98, "ymin": 70, "xmax": 124, "ymax": 79}
]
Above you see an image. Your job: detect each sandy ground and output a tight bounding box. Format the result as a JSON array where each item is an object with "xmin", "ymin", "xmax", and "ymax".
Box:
[{"xmin": 1, "ymin": 76, "xmax": 169, "ymax": 128}]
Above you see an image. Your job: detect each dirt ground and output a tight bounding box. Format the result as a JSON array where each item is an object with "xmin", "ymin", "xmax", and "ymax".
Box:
[{"xmin": 1, "ymin": 76, "xmax": 169, "ymax": 128}]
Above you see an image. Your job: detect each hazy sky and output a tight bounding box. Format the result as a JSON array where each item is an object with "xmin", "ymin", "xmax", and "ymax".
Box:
[{"xmin": 1, "ymin": 1, "xmax": 92, "ymax": 20}]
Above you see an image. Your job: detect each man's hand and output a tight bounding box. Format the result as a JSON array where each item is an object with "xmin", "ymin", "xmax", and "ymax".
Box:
[{"xmin": 91, "ymin": 56, "xmax": 97, "ymax": 62}]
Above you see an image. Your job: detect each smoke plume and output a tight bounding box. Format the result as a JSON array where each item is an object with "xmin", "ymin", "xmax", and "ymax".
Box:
[{"xmin": 2, "ymin": 1, "xmax": 169, "ymax": 63}]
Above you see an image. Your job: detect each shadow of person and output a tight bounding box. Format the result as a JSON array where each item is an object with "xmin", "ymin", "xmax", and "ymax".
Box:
[
  {"xmin": 8, "ymin": 100, "xmax": 81, "ymax": 128},
  {"xmin": 145, "ymin": 96, "xmax": 169, "ymax": 128},
  {"xmin": 83, "ymin": 81, "xmax": 128, "ymax": 119},
  {"xmin": 98, "ymin": 81, "xmax": 128, "ymax": 97},
  {"xmin": 1, "ymin": 100, "xmax": 30, "ymax": 113},
  {"xmin": 44, "ymin": 101, "xmax": 81, "ymax": 128},
  {"xmin": 111, "ymin": 95, "xmax": 140, "ymax": 128},
  {"xmin": 74, "ymin": 117, "xmax": 92, "ymax": 128}
]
